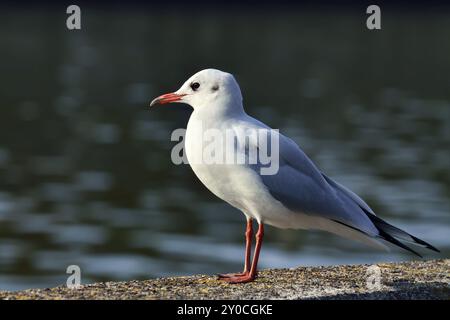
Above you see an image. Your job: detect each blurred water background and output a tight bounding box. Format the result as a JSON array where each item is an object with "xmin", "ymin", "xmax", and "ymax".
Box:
[{"xmin": 0, "ymin": 5, "xmax": 449, "ymax": 290}]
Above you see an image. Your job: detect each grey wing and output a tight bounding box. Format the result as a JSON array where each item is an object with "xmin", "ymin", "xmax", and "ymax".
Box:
[
  {"xmin": 321, "ymin": 173, "xmax": 375, "ymax": 215},
  {"xmin": 253, "ymin": 132, "xmax": 379, "ymax": 237},
  {"xmin": 241, "ymin": 119, "xmax": 437, "ymax": 255}
]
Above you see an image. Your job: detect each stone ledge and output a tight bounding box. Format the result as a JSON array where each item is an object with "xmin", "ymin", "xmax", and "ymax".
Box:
[{"xmin": 0, "ymin": 259, "xmax": 448, "ymax": 300}]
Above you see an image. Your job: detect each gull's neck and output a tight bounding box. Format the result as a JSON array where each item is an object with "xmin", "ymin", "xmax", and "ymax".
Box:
[{"xmin": 192, "ymin": 99, "xmax": 246, "ymax": 122}]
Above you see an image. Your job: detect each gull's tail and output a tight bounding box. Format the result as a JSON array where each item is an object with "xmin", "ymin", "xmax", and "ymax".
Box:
[
  {"xmin": 321, "ymin": 172, "xmax": 439, "ymax": 256},
  {"xmin": 364, "ymin": 211, "xmax": 440, "ymax": 257}
]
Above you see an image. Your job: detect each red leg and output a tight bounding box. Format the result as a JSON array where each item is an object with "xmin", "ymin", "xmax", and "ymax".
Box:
[
  {"xmin": 243, "ymin": 218, "xmax": 253, "ymax": 272},
  {"xmin": 218, "ymin": 218, "xmax": 253, "ymax": 278},
  {"xmin": 222, "ymin": 223, "xmax": 264, "ymax": 284}
]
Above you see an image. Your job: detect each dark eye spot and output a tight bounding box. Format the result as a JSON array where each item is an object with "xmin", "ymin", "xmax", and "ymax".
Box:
[
  {"xmin": 212, "ymin": 84, "xmax": 219, "ymax": 91},
  {"xmin": 190, "ymin": 82, "xmax": 200, "ymax": 91}
]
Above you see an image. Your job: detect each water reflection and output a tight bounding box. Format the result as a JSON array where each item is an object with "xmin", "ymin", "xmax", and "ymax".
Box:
[{"xmin": 0, "ymin": 8, "xmax": 448, "ymax": 291}]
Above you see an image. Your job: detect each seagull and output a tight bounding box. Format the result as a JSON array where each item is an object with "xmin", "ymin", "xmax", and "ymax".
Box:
[{"xmin": 150, "ymin": 69, "xmax": 439, "ymax": 283}]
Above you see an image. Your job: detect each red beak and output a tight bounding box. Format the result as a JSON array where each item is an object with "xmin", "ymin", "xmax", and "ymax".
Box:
[{"xmin": 149, "ymin": 92, "xmax": 186, "ymax": 107}]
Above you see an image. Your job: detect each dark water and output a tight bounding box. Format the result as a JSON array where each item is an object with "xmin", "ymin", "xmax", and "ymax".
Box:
[{"xmin": 0, "ymin": 8, "xmax": 449, "ymax": 290}]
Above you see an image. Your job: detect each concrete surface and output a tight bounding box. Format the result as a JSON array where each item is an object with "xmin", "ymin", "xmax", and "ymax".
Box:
[{"xmin": 0, "ymin": 259, "xmax": 448, "ymax": 300}]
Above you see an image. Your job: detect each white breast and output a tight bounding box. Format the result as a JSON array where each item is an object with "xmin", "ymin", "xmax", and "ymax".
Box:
[{"xmin": 185, "ymin": 112, "xmax": 304, "ymax": 226}]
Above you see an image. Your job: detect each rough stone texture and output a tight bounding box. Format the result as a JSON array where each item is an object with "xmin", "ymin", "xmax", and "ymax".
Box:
[{"xmin": 0, "ymin": 259, "xmax": 448, "ymax": 300}]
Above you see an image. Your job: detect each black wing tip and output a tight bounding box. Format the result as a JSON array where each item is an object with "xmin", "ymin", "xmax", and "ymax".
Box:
[
  {"xmin": 377, "ymin": 229, "xmax": 423, "ymax": 258},
  {"xmin": 364, "ymin": 211, "xmax": 439, "ymax": 256},
  {"xmin": 410, "ymin": 235, "xmax": 440, "ymax": 253}
]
